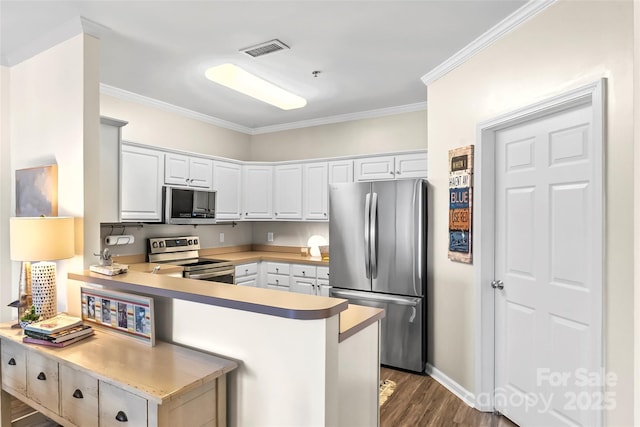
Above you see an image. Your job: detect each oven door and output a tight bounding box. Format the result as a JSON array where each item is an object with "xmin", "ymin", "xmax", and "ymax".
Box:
[{"xmin": 184, "ymin": 267, "xmax": 235, "ymax": 284}]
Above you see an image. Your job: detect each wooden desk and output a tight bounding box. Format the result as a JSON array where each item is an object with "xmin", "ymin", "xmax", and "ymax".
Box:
[{"xmin": 0, "ymin": 324, "xmax": 237, "ymax": 426}]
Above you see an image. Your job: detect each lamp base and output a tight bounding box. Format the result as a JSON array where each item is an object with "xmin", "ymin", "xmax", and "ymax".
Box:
[{"xmin": 31, "ymin": 262, "xmax": 57, "ymax": 320}]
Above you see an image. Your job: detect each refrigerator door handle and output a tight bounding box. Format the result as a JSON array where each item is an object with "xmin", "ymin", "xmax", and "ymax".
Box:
[
  {"xmin": 370, "ymin": 192, "xmax": 378, "ymax": 278},
  {"xmin": 331, "ymin": 289, "xmax": 420, "ymax": 307},
  {"xmin": 364, "ymin": 192, "xmax": 371, "ymax": 279}
]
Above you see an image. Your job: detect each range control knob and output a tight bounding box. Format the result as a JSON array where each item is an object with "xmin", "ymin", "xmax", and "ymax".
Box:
[
  {"xmin": 159, "ymin": 241, "xmax": 165, "ymax": 248},
  {"xmin": 187, "ymin": 239, "xmax": 193, "ymax": 245},
  {"xmin": 152, "ymin": 242, "xmax": 158, "ymax": 248},
  {"xmin": 194, "ymin": 238, "xmax": 199, "ymax": 245}
]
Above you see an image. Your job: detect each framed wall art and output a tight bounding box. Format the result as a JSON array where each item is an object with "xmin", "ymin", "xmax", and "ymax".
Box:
[
  {"xmin": 15, "ymin": 164, "xmax": 58, "ymax": 217},
  {"xmin": 81, "ymin": 287, "xmax": 155, "ymax": 346},
  {"xmin": 448, "ymin": 145, "xmax": 474, "ymax": 264}
]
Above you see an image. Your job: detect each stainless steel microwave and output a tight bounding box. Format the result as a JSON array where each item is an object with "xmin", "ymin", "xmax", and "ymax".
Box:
[{"xmin": 163, "ymin": 186, "xmax": 216, "ymax": 225}]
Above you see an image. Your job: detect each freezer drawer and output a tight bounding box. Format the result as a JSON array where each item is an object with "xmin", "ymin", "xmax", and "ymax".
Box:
[{"xmin": 331, "ymin": 289, "xmax": 425, "ymax": 373}]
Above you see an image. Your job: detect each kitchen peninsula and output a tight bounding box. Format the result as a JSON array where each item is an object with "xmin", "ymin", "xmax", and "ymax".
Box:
[{"xmin": 67, "ymin": 268, "xmax": 384, "ymax": 426}]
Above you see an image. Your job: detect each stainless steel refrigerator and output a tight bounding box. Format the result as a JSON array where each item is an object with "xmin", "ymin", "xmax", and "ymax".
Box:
[{"xmin": 329, "ymin": 178, "xmax": 427, "ymax": 373}]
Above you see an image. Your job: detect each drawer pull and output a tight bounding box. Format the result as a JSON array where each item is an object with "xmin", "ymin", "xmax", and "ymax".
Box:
[
  {"xmin": 115, "ymin": 411, "xmax": 128, "ymax": 422},
  {"xmin": 37, "ymin": 372, "xmax": 46, "ymax": 381},
  {"xmin": 8, "ymin": 358, "xmax": 15, "ymax": 366},
  {"xmin": 73, "ymin": 389, "xmax": 84, "ymax": 399}
]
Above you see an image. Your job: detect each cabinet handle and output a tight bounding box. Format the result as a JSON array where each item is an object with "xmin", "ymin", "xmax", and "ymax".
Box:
[
  {"xmin": 8, "ymin": 358, "xmax": 15, "ymax": 366},
  {"xmin": 397, "ymin": 170, "xmax": 401, "ymax": 175},
  {"xmin": 276, "ymin": 279, "xmax": 279, "ymax": 285},
  {"xmin": 275, "ymin": 212, "xmax": 278, "ymax": 216},
  {"xmin": 302, "ymin": 271, "xmax": 306, "ymax": 275},
  {"xmin": 115, "ymin": 411, "xmax": 128, "ymax": 422},
  {"xmin": 37, "ymin": 372, "xmax": 46, "ymax": 381},
  {"xmin": 73, "ymin": 389, "xmax": 84, "ymax": 399},
  {"xmin": 275, "ymin": 268, "xmax": 279, "ymax": 273}
]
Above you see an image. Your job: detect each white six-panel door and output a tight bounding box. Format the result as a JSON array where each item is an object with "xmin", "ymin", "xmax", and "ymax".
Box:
[{"xmin": 494, "ymin": 101, "xmax": 602, "ymax": 427}]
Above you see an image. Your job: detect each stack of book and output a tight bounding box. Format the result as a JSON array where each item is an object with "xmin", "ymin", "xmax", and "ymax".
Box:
[{"xmin": 23, "ymin": 313, "xmax": 94, "ymax": 347}]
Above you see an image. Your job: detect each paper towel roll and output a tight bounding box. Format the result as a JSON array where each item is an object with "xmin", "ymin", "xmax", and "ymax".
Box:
[{"xmin": 105, "ymin": 235, "xmax": 135, "ymax": 245}]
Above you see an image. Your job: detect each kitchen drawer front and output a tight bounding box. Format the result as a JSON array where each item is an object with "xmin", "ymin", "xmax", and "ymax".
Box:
[
  {"xmin": 1, "ymin": 340, "xmax": 27, "ymax": 395},
  {"xmin": 316, "ymin": 267, "xmax": 330, "ymax": 281},
  {"xmin": 100, "ymin": 381, "xmax": 147, "ymax": 427},
  {"xmin": 235, "ymin": 263, "xmax": 258, "ymax": 278},
  {"xmin": 266, "ymin": 274, "xmax": 290, "ymax": 287},
  {"xmin": 291, "ymin": 264, "xmax": 317, "ymax": 278},
  {"xmin": 236, "ymin": 276, "xmax": 257, "ymax": 287},
  {"xmin": 265, "ymin": 262, "xmax": 289, "ymax": 275},
  {"xmin": 60, "ymin": 364, "xmax": 99, "ymax": 427},
  {"xmin": 26, "ymin": 352, "xmax": 59, "ymax": 414}
]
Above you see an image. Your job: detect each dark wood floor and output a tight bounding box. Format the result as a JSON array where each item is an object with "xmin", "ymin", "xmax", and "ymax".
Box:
[{"xmin": 380, "ymin": 367, "xmax": 518, "ymax": 427}]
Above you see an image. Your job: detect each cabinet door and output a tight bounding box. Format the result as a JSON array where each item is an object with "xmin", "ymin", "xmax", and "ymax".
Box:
[
  {"xmin": 303, "ymin": 162, "xmax": 328, "ymax": 220},
  {"xmin": 213, "ymin": 161, "xmax": 242, "ymax": 220},
  {"xmin": 60, "ymin": 364, "xmax": 99, "ymax": 427},
  {"xmin": 99, "ymin": 381, "xmax": 147, "ymax": 427},
  {"xmin": 121, "ymin": 143, "xmax": 164, "ymax": 222},
  {"xmin": 242, "ymin": 165, "xmax": 273, "ymax": 219},
  {"xmin": 395, "ymin": 152, "xmax": 427, "ymax": 179},
  {"xmin": 164, "ymin": 153, "xmax": 191, "ymax": 186},
  {"xmin": 328, "ymin": 160, "xmax": 354, "ymax": 184},
  {"xmin": 354, "ymin": 156, "xmax": 396, "ymax": 181},
  {"xmin": 274, "ymin": 164, "xmax": 302, "ymax": 219},
  {"xmin": 26, "ymin": 352, "xmax": 59, "ymax": 414},
  {"xmin": 1, "ymin": 339, "xmax": 27, "ymax": 395},
  {"xmin": 188, "ymin": 157, "xmax": 213, "ymax": 189},
  {"xmin": 290, "ymin": 278, "xmax": 316, "ymax": 295}
]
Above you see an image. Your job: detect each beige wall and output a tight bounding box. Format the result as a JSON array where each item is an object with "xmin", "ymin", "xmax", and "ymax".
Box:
[
  {"xmin": 100, "ymin": 94, "xmax": 252, "ymax": 160},
  {"xmin": 426, "ymin": 1, "xmax": 634, "ymax": 424},
  {"xmin": 634, "ymin": 2, "xmax": 640, "ymax": 425},
  {"xmin": 250, "ymin": 110, "xmax": 427, "ymax": 161},
  {"xmin": 8, "ymin": 34, "xmax": 95, "ymax": 315}
]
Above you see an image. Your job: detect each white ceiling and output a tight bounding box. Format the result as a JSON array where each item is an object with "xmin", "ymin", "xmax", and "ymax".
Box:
[{"xmin": 0, "ymin": 0, "xmax": 527, "ymax": 132}]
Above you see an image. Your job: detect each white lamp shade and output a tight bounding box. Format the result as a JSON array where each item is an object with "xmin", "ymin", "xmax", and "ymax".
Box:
[{"xmin": 10, "ymin": 217, "xmax": 75, "ymax": 261}]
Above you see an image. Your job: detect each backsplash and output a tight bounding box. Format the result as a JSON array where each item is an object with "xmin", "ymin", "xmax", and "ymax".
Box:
[{"xmin": 99, "ymin": 221, "xmax": 329, "ymax": 259}]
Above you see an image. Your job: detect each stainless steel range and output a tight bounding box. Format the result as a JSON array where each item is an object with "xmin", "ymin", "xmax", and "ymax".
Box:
[{"xmin": 147, "ymin": 236, "xmax": 235, "ymax": 283}]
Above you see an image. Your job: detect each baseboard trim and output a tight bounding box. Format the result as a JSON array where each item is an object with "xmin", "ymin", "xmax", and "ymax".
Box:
[{"xmin": 425, "ymin": 363, "xmax": 476, "ymax": 409}]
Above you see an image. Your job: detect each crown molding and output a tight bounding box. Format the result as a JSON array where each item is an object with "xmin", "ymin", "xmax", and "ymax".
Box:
[
  {"xmin": 421, "ymin": 0, "xmax": 556, "ymax": 86},
  {"xmin": 250, "ymin": 102, "xmax": 428, "ymax": 135},
  {"xmin": 100, "ymin": 84, "xmax": 254, "ymax": 134}
]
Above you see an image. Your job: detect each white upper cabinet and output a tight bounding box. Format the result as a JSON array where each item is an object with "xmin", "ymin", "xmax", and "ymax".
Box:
[
  {"xmin": 121, "ymin": 143, "xmax": 164, "ymax": 222},
  {"xmin": 242, "ymin": 164, "xmax": 273, "ymax": 219},
  {"xmin": 213, "ymin": 161, "xmax": 242, "ymax": 220},
  {"xmin": 354, "ymin": 152, "xmax": 427, "ymax": 181},
  {"xmin": 328, "ymin": 160, "xmax": 353, "ymax": 184},
  {"xmin": 165, "ymin": 153, "xmax": 213, "ymax": 190},
  {"xmin": 394, "ymin": 152, "xmax": 428, "ymax": 179},
  {"xmin": 273, "ymin": 164, "xmax": 303, "ymax": 220},
  {"xmin": 303, "ymin": 162, "xmax": 328, "ymax": 221}
]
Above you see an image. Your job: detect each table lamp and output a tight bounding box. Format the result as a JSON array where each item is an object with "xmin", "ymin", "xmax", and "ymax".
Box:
[
  {"xmin": 9, "ymin": 217, "xmax": 75, "ymax": 322},
  {"xmin": 307, "ymin": 235, "xmax": 328, "ymax": 258}
]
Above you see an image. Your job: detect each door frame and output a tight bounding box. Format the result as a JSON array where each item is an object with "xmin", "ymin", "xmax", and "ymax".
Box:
[{"xmin": 473, "ymin": 79, "xmax": 605, "ymax": 412}]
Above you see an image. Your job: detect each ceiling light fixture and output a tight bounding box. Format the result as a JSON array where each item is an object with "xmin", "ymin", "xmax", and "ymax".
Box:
[{"xmin": 205, "ymin": 63, "xmax": 306, "ymax": 111}]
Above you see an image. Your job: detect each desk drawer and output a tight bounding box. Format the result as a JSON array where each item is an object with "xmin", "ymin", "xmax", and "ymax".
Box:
[
  {"xmin": 1, "ymin": 340, "xmax": 26, "ymax": 395},
  {"xmin": 100, "ymin": 381, "xmax": 147, "ymax": 427},
  {"xmin": 60, "ymin": 364, "xmax": 99, "ymax": 426},
  {"xmin": 26, "ymin": 352, "xmax": 59, "ymax": 414}
]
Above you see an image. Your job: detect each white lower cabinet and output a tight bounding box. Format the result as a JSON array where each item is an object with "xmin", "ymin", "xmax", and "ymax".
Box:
[
  {"xmin": 265, "ymin": 262, "xmax": 290, "ymax": 291},
  {"xmin": 235, "ymin": 263, "xmax": 259, "ymax": 287}
]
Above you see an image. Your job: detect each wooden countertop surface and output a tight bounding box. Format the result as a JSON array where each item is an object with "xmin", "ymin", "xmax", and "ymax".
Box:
[
  {"xmin": 0, "ymin": 323, "xmax": 237, "ymax": 404},
  {"xmin": 204, "ymin": 250, "xmax": 328, "ymax": 266},
  {"xmin": 338, "ymin": 304, "xmax": 385, "ymax": 343}
]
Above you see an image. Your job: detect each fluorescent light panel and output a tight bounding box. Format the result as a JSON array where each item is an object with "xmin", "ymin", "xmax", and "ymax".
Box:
[{"xmin": 205, "ymin": 63, "xmax": 306, "ymax": 110}]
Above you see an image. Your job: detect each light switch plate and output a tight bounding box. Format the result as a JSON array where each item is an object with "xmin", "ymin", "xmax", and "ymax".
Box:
[
  {"xmin": 267, "ymin": 232, "xmax": 274, "ymax": 242},
  {"xmin": 220, "ymin": 232, "xmax": 225, "ymax": 243}
]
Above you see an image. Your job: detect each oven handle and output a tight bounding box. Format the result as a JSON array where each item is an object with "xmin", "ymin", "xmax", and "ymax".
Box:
[{"xmin": 186, "ymin": 269, "xmax": 235, "ymax": 280}]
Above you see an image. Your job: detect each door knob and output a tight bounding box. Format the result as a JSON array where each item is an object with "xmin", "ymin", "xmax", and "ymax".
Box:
[{"xmin": 491, "ymin": 280, "xmax": 504, "ymax": 290}]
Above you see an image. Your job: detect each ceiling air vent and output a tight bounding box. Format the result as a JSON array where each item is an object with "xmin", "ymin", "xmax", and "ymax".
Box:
[{"xmin": 240, "ymin": 39, "xmax": 290, "ymax": 58}]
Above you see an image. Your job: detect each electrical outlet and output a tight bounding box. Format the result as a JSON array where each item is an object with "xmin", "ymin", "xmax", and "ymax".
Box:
[
  {"xmin": 219, "ymin": 232, "xmax": 225, "ymax": 243},
  {"xmin": 267, "ymin": 232, "xmax": 274, "ymax": 242}
]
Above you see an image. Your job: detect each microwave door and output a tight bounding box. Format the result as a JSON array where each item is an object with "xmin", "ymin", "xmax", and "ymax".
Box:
[{"xmin": 193, "ymin": 191, "xmax": 215, "ymax": 215}]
